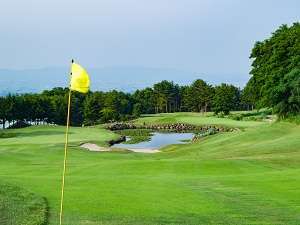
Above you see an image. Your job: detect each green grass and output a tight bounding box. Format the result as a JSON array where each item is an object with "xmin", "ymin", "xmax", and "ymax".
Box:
[
  {"xmin": 134, "ymin": 112, "xmax": 267, "ymax": 128},
  {"xmin": 0, "ymin": 132, "xmax": 17, "ymax": 138},
  {"xmin": 0, "ymin": 181, "xmax": 48, "ymax": 225},
  {"xmin": 0, "ymin": 113, "xmax": 300, "ymax": 224}
]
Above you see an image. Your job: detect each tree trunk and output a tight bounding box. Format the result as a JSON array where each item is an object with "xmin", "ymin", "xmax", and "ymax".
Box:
[{"xmin": 204, "ymin": 103, "xmax": 208, "ymax": 113}]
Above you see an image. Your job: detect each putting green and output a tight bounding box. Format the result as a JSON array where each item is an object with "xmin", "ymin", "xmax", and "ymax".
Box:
[{"xmin": 0, "ymin": 114, "xmax": 300, "ymax": 224}]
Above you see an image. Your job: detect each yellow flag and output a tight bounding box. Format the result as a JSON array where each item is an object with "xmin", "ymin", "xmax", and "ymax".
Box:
[{"xmin": 70, "ymin": 62, "xmax": 90, "ymax": 93}]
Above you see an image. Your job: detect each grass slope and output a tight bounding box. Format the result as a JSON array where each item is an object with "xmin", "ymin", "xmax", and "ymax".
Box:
[
  {"xmin": 0, "ymin": 114, "xmax": 300, "ymax": 224},
  {"xmin": 134, "ymin": 112, "xmax": 266, "ymax": 128},
  {"xmin": 0, "ymin": 182, "xmax": 48, "ymax": 225}
]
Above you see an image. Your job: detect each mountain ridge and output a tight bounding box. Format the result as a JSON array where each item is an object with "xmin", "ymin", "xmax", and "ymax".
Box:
[{"xmin": 0, "ymin": 67, "xmax": 248, "ymax": 95}]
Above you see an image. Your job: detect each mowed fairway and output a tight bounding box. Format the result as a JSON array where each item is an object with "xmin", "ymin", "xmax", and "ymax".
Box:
[{"xmin": 1, "ymin": 113, "xmax": 300, "ymax": 224}]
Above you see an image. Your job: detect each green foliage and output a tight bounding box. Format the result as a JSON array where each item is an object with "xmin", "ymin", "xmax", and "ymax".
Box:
[
  {"xmin": 1, "ymin": 79, "xmax": 245, "ymax": 128},
  {"xmin": 132, "ymin": 88, "xmax": 156, "ymax": 114},
  {"xmin": 228, "ymin": 114, "xmax": 243, "ymax": 121},
  {"xmin": 132, "ymin": 103, "xmax": 143, "ymax": 117},
  {"xmin": 227, "ymin": 110, "xmax": 273, "ymax": 122},
  {"xmin": 245, "ymin": 22, "xmax": 300, "ymax": 116},
  {"xmin": 212, "ymin": 83, "xmax": 240, "ymax": 115},
  {"xmin": 100, "ymin": 108, "xmax": 119, "ymax": 123},
  {"xmin": 0, "ymin": 95, "xmax": 13, "ymax": 129},
  {"xmin": 83, "ymin": 92, "xmax": 104, "ymax": 125},
  {"xmin": 153, "ymin": 80, "xmax": 181, "ymax": 113},
  {"xmin": 181, "ymin": 79, "xmax": 214, "ymax": 112},
  {"xmin": 240, "ymin": 81, "xmax": 256, "ymax": 110},
  {"xmin": 272, "ymin": 69, "xmax": 300, "ymax": 118}
]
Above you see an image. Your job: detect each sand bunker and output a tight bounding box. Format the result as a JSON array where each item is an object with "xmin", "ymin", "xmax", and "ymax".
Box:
[
  {"xmin": 124, "ymin": 148, "xmax": 160, "ymax": 153},
  {"xmin": 80, "ymin": 143, "xmax": 110, "ymax": 152},
  {"xmin": 80, "ymin": 143, "xmax": 160, "ymax": 154}
]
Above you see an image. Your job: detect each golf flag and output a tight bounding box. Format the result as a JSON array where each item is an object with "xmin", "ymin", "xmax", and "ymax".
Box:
[
  {"xmin": 70, "ymin": 62, "xmax": 90, "ymax": 93},
  {"xmin": 59, "ymin": 60, "xmax": 90, "ymax": 225}
]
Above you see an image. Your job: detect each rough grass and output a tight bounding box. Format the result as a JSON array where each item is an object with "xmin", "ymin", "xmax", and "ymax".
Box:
[
  {"xmin": 0, "ymin": 182, "xmax": 48, "ymax": 225},
  {"xmin": 0, "ymin": 113, "xmax": 300, "ymax": 224}
]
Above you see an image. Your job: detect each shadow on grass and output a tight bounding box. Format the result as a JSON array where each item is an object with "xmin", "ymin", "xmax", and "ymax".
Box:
[
  {"xmin": 1, "ymin": 130, "xmax": 74, "ymax": 138},
  {"xmin": 42, "ymin": 197, "xmax": 49, "ymax": 225},
  {"xmin": 0, "ymin": 181, "xmax": 49, "ymax": 225}
]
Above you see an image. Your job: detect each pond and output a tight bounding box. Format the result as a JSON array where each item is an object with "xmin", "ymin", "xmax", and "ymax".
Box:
[{"xmin": 112, "ymin": 132, "xmax": 195, "ymax": 152}]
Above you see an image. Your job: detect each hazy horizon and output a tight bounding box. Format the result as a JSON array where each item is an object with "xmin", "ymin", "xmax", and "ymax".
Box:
[
  {"xmin": 1, "ymin": 1, "xmax": 299, "ymax": 71},
  {"xmin": 0, "ymin": 66, "xmax": 250, "ymax": 96}
]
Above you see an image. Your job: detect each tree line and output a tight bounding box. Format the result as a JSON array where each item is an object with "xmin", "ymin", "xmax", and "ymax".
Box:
[
  {"xmin": 244, "ymin": 22, "xmax": 300, "ymax": 118},
  {"xmin": 0, "ymin": 81, "xmax": 250, "ymax": 128}
]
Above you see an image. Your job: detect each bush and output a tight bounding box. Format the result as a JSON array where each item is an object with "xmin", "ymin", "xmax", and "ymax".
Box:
[
  {"xmin": 227, "ymin": 110, "xmax": 273, "ymax": 122},
  {"xmin": 228, "ymin": 114, "xmax": 243, "ymax": 121}
]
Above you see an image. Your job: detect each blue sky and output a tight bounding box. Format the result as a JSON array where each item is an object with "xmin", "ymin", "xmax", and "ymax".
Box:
[{"xmin": 1, "ymin": 0, "xmax": 299, "ymax": 78}]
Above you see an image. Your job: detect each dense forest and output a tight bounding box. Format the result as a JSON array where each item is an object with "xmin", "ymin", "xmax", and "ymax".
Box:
[
  {"xmin": 0, "ymin": 22, "xmax": 299, "ymax": 128},
  {"xmin": 244, "ymin": 22, "xmax": 300, "ymax": 118}
]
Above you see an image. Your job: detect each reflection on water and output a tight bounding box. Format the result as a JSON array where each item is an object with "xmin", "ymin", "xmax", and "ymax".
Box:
[{"xmin": 113, "ymin": 132, "xmax": 194, "ymax": 150}]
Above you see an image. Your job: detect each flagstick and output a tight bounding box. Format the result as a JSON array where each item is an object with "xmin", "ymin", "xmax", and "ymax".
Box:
[{"xmin": 59, "ymin": 88, "xmax": 72, "ymax": 225}]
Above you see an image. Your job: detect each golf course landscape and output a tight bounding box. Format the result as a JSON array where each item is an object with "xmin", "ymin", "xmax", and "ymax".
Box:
[
  {"xmin": 1, "ymin": 1, "xmax": 299, "ymax": 224},
  {"xmin": 1, "ymin": 112, "xmax": 300, "ymax": 225}
]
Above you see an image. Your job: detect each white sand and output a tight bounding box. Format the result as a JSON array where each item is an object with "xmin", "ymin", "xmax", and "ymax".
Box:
[
  {"xmin": 80, "ymin": 143, "xmax": 160, "ymax": 154},
  {"xmin": 80, "ymin": 143, "xmax": 110, "ymax": 152},
  {"xmin": 123, "ymin": 148, "xmax": 160, "ymax": 153}
]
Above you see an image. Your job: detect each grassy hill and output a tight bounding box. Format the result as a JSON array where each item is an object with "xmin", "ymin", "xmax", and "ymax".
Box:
[{"xmin": 0, "ymin": 113, "xmax": 300, "ymax": 224}]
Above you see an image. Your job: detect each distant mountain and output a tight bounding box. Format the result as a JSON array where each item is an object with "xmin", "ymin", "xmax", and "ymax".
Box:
[{"xmin": 0, "ymin": 67, "xmax": 248, "ymax": 95}]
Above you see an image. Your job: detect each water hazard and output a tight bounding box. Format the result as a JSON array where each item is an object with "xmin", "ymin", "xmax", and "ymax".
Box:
[{"xmin": 112, "ymin": 132, "xmax": 194, "ymax": 151}]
